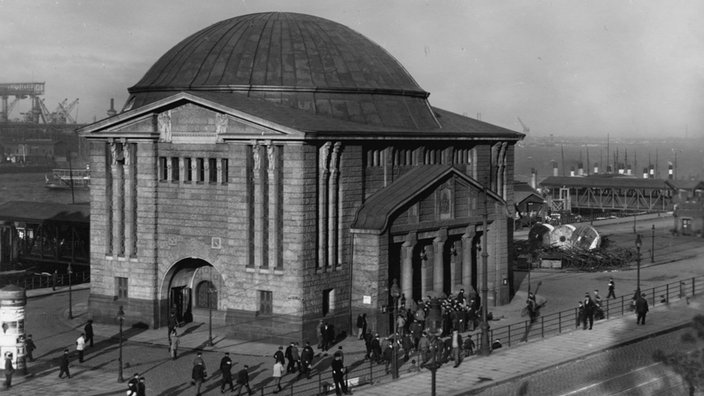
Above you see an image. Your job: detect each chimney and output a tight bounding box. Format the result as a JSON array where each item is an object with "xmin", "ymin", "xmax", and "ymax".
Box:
[
  {"xmin": 593, "ymin": 162, "xmax": 599, "ymax": 174},
  {"xmin": 626, "ymin": 165, "xmax": 632, "ymax": 176},
  {"xmin": 618, "ymin": 163, "xmax": 625, "ymax": 175},
  {"xmin": 578, "ymin": 162, "xmax": 584, "ymax": 176},
  {"xmin": 643, "ymin": 168, "xmax": 649, "ymax": 179},
  {"xmin": 530, "ymin": 168, "xmax": 537, "ymax": 189},
  {"xmin": 606, "ymin": 165, "xmax": 613, "ymax": 174},
  {"xmin": 649, "ymin": 165, "xmax": 655, "ymax": 179},
  {"xmin": 107, "ymin": 98, "xmax": 117, "ymax": 117},
  {"xmin": 570, "ymin": 166, "xmax": 576, "ymax": 177},
  {"xmin": 668, "ymin": 161, "xmax": 674, "ymax": 180},
  {"xmin": 553, "ymin": 162, "xmax": 558, "ymax": 177}
]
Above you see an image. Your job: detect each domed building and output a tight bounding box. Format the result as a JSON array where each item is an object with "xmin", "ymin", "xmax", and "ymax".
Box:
[{"xmin": 80, "ymin": 12, "xmax": 523, "ymax": 342}]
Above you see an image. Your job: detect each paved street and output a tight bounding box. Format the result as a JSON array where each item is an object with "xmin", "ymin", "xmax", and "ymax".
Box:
[{"xmin": 3, "ymin": 214, "xmax": 704, "ymax": 395}]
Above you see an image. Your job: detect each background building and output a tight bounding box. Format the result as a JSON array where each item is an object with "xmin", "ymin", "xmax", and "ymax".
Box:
[{"xmin": 80, "ymin": 12, "xmax": 523, "ymax": 342}]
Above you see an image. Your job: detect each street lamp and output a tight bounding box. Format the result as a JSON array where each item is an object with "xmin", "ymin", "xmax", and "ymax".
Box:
[
  {"xmin": 116, "ymin": 305, "xmax": 125, "ymax": 383},
  {"xmin": 651, "ymin": 224, "xmax": 655, "ymax": 263},
  {"xmin": 389, "ymin": 279, "xmax": 401, "ymax": 380},
  {"xmin": 426, "ymin": 299, "xmax": 443, "ymax": 396},
  {"xmin": 635, "ymin": 234, "xmax": 642, "ymax": 296},
  {"xmin": 67, "ymin": 263, "xmax": 73, "ymax": 320},
  {"xmin": 478, "ymin": 184, "xmax": 491, "ymax": 356}
]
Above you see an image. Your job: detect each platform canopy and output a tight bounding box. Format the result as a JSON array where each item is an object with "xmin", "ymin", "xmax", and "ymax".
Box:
[{"xmin": 0, "ymin": 201, "xmax": 89, "ymax": 224}]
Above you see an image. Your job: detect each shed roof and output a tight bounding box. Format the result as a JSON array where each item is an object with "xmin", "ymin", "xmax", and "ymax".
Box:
[
  {"xmin": 539, "ymin": 176, "xmax": 676, "ymax": 190},
  {"xmin": 0, "ymin": 201, "xmax": 89, "ymax": 224}
]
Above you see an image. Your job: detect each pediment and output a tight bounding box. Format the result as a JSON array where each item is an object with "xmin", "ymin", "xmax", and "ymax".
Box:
[{"xmin": 79, "ymin": 92, "xmax": 305, "ymax": 141}]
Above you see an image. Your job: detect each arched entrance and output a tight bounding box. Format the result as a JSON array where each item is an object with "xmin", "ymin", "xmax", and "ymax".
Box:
[{"xmin": 163, "ymin": 258, "xmax": 222, "ymax": 327}]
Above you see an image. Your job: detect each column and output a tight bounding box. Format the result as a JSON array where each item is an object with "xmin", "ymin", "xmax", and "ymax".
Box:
[
  {"xmin": 433, "ymin": 236, "xmax": 445, "ymax": 296},
  {"xmin": 420, "ymin": 246, "xmax": 428, "ymax": 296},
  {"xmin": 111, "ymin": 142, "xmax": 124, "ymax": 256},
  {"xmin": 253, "ymin": 144, "xmax": 265, "ymax": 268},
  {"xmin": 318, "ymin": 142, "xmax": 331, "ymax": 270},
  {"xmin": 123, "ymin": 143, "xmax": 135, "ymax": 258},
  {"xmin": 400, "ymin": 237, "xmax": 414, "ymax": 301},
  {"xmin": 328, "ymin": 142, "xmax": 341, "ymax": 268},
  {"xmin": 449, "ymin": 240, "xmax": 458, "ymax": 291},
  {"xmin": 462, "ymin": 227, "xmax": 476, "ymax": 293}
]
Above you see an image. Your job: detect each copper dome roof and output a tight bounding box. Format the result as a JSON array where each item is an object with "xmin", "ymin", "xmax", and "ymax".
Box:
[{"xmin": 127, "ymin": 12, "xmax": 440, "ymax": 129}]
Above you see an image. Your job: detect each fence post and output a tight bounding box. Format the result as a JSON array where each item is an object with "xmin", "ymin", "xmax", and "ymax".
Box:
[
  {"xmin": 318, "ymin": 370, "xmax": 322, "ymax": 395},
  {"xmin": 605, "ymin": 299, "xmax": 609, "ymax": 320},
  {"xmin": 666, "ymin": 284, "xmax": 669, "ymax": 303},
  {"xmin": 558, "ymin": 311, "xmax": 562, "ymax": 333},
  {"xmin": 693, "ymin": 277, "xmax": 696, "ymax": 296},
  {"xmin": 621, "ymin": 295, "xmax": 625, "ymax": 316},
  {"xmin": 507, "ymin": 325, "xmax": 511, "ymax": 347},
  {"xmin": 541, "ymin": 316, "xmax": 544, "ymax": 338},
  {"xmin": 651, "ymin": 287, "xmax": 655, "ymax": 306}
]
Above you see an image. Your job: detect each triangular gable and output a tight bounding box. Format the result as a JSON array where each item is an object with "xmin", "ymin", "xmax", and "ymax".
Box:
[
  {"xmin": 351, "ymin": 165, "xmax": 505, "ymax": 233},
  {"xmin": 78, "ymin": 92, "xmax": 305, "ymax": 141}
]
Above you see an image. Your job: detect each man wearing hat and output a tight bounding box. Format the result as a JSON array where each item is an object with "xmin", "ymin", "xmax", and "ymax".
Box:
[
  {"xmin": 58, "ymin": 349, "xmax": 71, "ymax": 379},
  {"xmin": 635, "ymin": 293, "xmax": 649, "ymax": 325},
  {"xmin": 4, "ymin": 352, "xmax": 14, "ymax": 389},
  {"xmin": 582, "ymin": 292, "xmax": 596, "ymax": 330}
]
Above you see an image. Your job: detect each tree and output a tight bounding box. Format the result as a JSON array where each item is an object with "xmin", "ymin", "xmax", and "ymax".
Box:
[{"xmin": 652, "ymin": 315, "xmax": 704, "ymax": 396}]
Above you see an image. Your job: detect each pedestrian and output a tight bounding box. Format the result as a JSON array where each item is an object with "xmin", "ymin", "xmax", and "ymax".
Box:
[
  {"xmin": 84, "ymin": 319, "xmax": 94, "ymax": 347},
  {"xmin": 582, "ymin": 293, "xmax": 595, "ymax": 330},
  {"xmin": 331, "ymin": 352, "xmax": 348, "ymax": 395},
  {"xmin": 138, "ymin": 376, "xmax": 146, "ymax": 396},
  {"xmin": 58, "ymin": 349, "xmax": 71, "ymax": 379},
  {"xmin": 576, "ymin": 301, "xmax": 585, "ymax": 328},
  {"xmin": 26, "ymin": 334, "xmax": 37, "ymax": 361},
  {"xmin": 274, "ymin": 345, "xmax": 285, "ymax": 365},
  {"xmin": 607, "ymin": 278, "xmax": 616, "ymax": 299},
  {"xmin": 272, "ymin": 358, "xmax": 284, "ymax": 393},
  {"xmin": 191, "ymin": 360, "xmax": 206, "ymax": 396},
  {"xmin": 219, "ymin": 352, "xmax": 234, "ymax": 393},
  {"xmin": 193, "ymin": 352, "xmax": 206, "ymax": 371},
  {"xmin": 52, "ymin": 269, "xmax": 58, "ymax": 291},
  {"xmin": 336, "ymin": 345, "xmax": 344, "ymax": 364},
  {"xmin": 593, "ymin": 289, "xmax": 604, "ymax": 320},
  {"xmin": 370, "ymin": 334, "xmax": 382, "ymax": 363},
  {"xmin": 234, "ymin": 364, "xmax": 252, "ymax": 396},
  {"xmin": 356, "ymin": 314, "xmax": 365, "ymax": 339},
  {"xmin": 451, "ymin": 329, "xmax": 463, "ymax": 368},
  {"xmin": 126, "ymin": 373, "xmax": 140, "ymax": 396},
  {"xmin": 526, "ymin": 292, "xmax": 538, "ymax": 323},
  {"xmin": 291, "ymin": 342, "xmax": 301, "ymax": 373},
  {"xmin": 76, "ymin": 332, "xmax": 86, "ymax": 362},
  {"xmin": 361, "ymin": 313, "xmax": 368, "ymax": 339},
  {"xmin": 317, "ymin": 320, "xmax": 325, "ymax": 350},
  {"xmin": 300, "ymin": 341, "xmax": 314, "ymax": 380},
  {"xmin": 636, "ymin": 293, "xmax": 649, "ymax": 325},
  {"xmin": 167, "ymin": 310, "xmax": 177, "ymax": 343},
  {"xmin": 169, "ymin": 329, "xmax": 179, "ymax": 360},
  {"xmin": 3, "ymin": 352, "xmax": 14, "ymax": 390}
]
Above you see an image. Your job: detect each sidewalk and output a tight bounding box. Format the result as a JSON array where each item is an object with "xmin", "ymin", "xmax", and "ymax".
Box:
[{"xmin": 354, "ymin": 294, "xmax": 703, "ymax": 396}]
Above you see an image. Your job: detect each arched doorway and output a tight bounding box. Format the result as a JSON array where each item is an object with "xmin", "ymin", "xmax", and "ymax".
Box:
[{"xmin": 164, "ymin": 258, "xmax": 222, "ymax": 327}]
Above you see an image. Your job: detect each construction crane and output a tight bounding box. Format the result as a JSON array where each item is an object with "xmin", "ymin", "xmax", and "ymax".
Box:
[
  {"xmin": 58, "ymin": 98, "xmax": 79, "ymax": 123},
  {"xmin": 517, "ymin": 117, "xmax": 530, "ymax": 134}
]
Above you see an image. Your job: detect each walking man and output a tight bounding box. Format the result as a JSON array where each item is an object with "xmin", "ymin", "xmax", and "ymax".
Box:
[
  {"xmin": 635, "ymin": 293, "xmax": 649, "ymax": 325},
  {"xmin": 26, "ymin": 334, "xmax": 37, "ymax": 362},
  {"xmin": 58, "ymin": 349, "xmax": 71, "ymax": 379},
  {"xmin": 3, "ymin": 352, "xmax": 14, "ymax": 390},
  {"xmin": 84, "ymin": 320, "xmax": 94, "ymax": 347},
  {"xmin": 300, "ymin": 341, "xmax": 314, "ymax": 380},
  {"xmin": 607, "ymin": 278, "xmax": 616, "ymax": 299},
  {"xmin": 219, "ymin": 352, "xmax": 234, "ymax": 393},
  {"xmin": 191, "ymin": 360, "xmax": 206, "ymax": 396},
  {"xmin": 451, "ymin": 329, "xmax": 463, "ymax": 368},
  {"xmin": 234, "ymin": 365, "xmax": 252, "ymax": 396},
  {"xmin": 331, "ymin": 353, "xmax": 348, "ymax": 395},
  {"xmin": 169, "ymin": 329, "xmax": 179, "ymax": 360},
  {"xmin": 52, "ymin": 269, "xmax": 58, "ymax": 291},
  {"xmin": 76, "ymin": 332, "xmax": 86, "ymax": 362},
  {"xmin": 582, "ymin": 293, "xmax": 595, "ymax": 330}
]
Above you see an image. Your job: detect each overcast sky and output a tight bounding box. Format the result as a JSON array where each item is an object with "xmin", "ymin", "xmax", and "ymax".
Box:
[{"xmin": 1, "ymin": 0, "xmax": 702, "ymax": 138}]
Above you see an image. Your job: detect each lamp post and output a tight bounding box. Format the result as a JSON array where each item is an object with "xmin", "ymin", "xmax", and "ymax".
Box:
[
  {"xmin": 635, "ymin": 234, "xmax": 642, "ymax": 295},
  {"xmin": 651, "ymin": 224, "xmax": 655, "ymax": 263},
  {"xmin": 67, "ymin": 263, "xmax": 73, "ymax": 320},
  {"xmin": 478, "ymin": 184, "xmax": 491, "ymax": 356},
  {"xmin": 426, "ymin": 298, "xmax": 443, "ymax": 396},
  {"xmin": 389, "ymin": 279, "xmax": 400, "ymax": 379},
  {"xmin": 116, "ymin": 305, "xmax": 125, "ymax": 383}
]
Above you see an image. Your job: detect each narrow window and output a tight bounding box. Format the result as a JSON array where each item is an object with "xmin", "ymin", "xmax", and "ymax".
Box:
[
  {"xmin": 159, "ymin": 157, "xmax": 167, "ymax": 181},
  {"xmin": 185, "ymin": 158, "xmax": 193, "ymax": 182},
  {"xmin": 322, "ymin": 288, "xmax": 334, "ymax": 316},
  {"xmin": 115, "ymin": 277, "xmax": 128, "ymax": 300},
  {"xmin": 208, "ymin": 158, "xmax": 218, "ymax": 183},
  {"xmin": 259, "ymin": 290, "xmax": 273, "ymax": 315},
  {"xmin": 196, "ymin": 158, "xmax": 205, "ymax": 183},
  {"xmin": 221, "ymin": 158, "xmax": 229, "ymax": 184},
  {"xmin": 171, "ymin": 157, "xmax": 180, "ymax": 181}
]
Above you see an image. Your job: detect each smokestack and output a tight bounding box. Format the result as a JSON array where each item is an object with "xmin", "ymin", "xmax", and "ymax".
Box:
[
  {"xmin": 618, "ymin": 163, "xmax": 625, "ymax": 175},
  {"xmin": 626, "ymin": 164, "xmax": 632, "ymax": 176},
  {"xmin": 649, "ymin": 165, "xmax": 655, "ymax": 179},
  {"xmin": 606, "ymin": 165, "xmax": 613, "ymax": 174},
  {"xmin": 530, "ymin": 168, "xmax": 537, "ymax": 189},
  {"xmin": 593, "ymin": 162, "xmax": 599, "ymax": 174},
  {"xmin": 578, "ymin": 162, "xmax": 584, "ymax": 176},
  {"xmin": 107, "ymin": 98, "xmax": 117, "ymax": 117},
  {"xmin": 643, "ymin": 168, "xmax": 649, "ymax": 179},
  {"xmin": 553, "ymin": 162, "xmax": 558, "ymax": 177},
  {"xmin": 668, "ymin": 161, "xmax": 674, "ymax": 180},
  {"xmin": 570, "ymin": 166, "xmax": 576, "ymax": 177}
]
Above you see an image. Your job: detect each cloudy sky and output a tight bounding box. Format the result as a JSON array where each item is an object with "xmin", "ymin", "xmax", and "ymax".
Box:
[{"xmin": 1, "ymin": 0, "xmax": 702, "ymax": 138}]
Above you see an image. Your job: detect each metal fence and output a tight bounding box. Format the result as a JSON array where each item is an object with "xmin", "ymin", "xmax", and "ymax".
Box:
[
  {"xmin": 2, "ymin": 271, "xmax": 90, "ymax": 290},
  {"xmin": 476, "ymin": 275, "xmax": 703, "ymax": 349}
]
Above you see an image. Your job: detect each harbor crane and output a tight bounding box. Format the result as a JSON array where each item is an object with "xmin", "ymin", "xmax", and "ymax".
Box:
[{"xmin": 517, "ymin": 117, "xmax": 530, "ymax": 134}]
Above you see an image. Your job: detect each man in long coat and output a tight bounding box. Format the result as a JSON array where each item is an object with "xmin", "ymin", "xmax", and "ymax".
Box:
[
  {"xmin": 635, "ymin": 293, "xmax": 649, "ymax": 325},
  {"xmin": 220, "ymin": 352, "xmax": 234, "ymax": 392}
]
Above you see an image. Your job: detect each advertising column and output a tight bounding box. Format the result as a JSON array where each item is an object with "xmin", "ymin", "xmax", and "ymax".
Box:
[{"xmin": 0, "ymin": 284, "xmax": 27, "ymax": 374}]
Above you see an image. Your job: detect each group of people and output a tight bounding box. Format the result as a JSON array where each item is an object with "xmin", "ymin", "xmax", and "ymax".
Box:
[
  {"xmin": 126, "ymin": 373, "xmax": 147, "ymax": 396},
  {"xmin": 576, "ymin": 278, "xmax": 650, "ymax": 329},
  {"xmin": 190, "ymin": 351, "xmax": 252, "ymax": 396}
]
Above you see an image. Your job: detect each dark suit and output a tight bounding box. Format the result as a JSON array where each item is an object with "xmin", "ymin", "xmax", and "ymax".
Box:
[
  {"xmin": 582, "ymin": 297, "xmax": 595, "ymax": 329},
  {"xmin": 635, "ymin": 296, "xmax": 649, "ymax": 324}
]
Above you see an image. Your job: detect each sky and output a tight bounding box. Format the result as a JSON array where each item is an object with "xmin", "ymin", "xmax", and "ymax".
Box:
[{"xmin": 1, "ymin": 0, "xmax": 703, "ymax": 138}]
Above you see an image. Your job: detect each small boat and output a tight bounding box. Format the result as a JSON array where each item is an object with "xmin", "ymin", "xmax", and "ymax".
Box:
[{"xmin": 44, "ymin": 168, "xmax": 90, "ymax": 189}]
